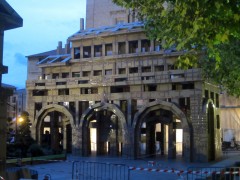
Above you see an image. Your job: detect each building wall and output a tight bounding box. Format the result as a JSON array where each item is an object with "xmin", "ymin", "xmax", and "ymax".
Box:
[
  {"xmin": 26, "ymin": 26, "xmax": 221, "ymax": 162},
  {"xmin": 86, "ymin": 0, "xmax": 132, "ymax": 28}
]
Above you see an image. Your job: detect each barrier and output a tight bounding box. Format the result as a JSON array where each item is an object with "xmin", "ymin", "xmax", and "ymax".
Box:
[
  {"xmin": 72, "ymin": 161, "xmax": 130, "ymax": 180},
  {"xmin": 187, "ymin": 166, "xmax": 240, "ymax": 180}
]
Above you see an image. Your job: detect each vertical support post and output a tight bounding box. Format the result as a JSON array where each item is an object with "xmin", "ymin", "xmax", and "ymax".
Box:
[
  {"xmin": 168, "ymin": 119, "xmax": 176, "ymax": 159},
  {"xmin": 0, "ymin": 28, "xmax": 6, "ymax": 178}
]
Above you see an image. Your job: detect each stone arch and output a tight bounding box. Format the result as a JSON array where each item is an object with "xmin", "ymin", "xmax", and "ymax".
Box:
[
  {"xmin": 32, "ymin": 104, "xmax": 75, "ymax": 151},
  {"xmin": 133, "ymin": 100, "xmax": 193, "ymax": 162},
  {"xmin": 80, "ymin": 102, "xmax": 129, "ymax": 156}
]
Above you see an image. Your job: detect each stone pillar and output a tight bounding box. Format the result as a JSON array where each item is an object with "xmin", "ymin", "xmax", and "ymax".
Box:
[
  {"xmin": 138, "ymin": 40, "xmax": 141, "ymax": 53},
  {"xmin": 91, "ymin": 45, "xmax": 94, "ymax": 58},
  {"xmin": 109, "ymin": 116, "xmax": 119, "ymax": 156},
  {"xmin": 150, "ymin": 40, "xmax": 154, "ymax": 52},
  {"xmin": 168, "ymin": 122, "xmax": 176, "ymax": 159},
  {"xmin": 125, "ymin": 40, "xmax": 129, "ymax": 54},
  {"xmin": 114, "ymin": 41, "xmax": 117, "ymax": 55},
  {"xmin": 102, "ymin": 43, "xmax": 106, "ymax": 57},
  {"xmin": 161, "ymin": 124, "xmax": 165, "ymax": 155},
  {"xmin": 50, "ymin": 112, "xmax": 60, "ymax": 153},
  {"xmin": 80, "ymin": 45, "xmax": 83, "ymax": 59},
  {"xmin": 127, "ymin": 99, "xmax": 132, "ymax": 126},
  {"xmin": 75, "ymin": 101, "xmax": 79, "ymax": 126},
  {"xmin": 72, "ymin": 127, "xmax": 81, "ymax": 155}
]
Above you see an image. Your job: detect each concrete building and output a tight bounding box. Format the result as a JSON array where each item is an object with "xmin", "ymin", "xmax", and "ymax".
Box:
[
  {"xmin": 7, "ymin": 88, "xmax": 27, "ymax": 119},
  {"xmin": 26, "ymin": 0, "xmax": 221, "ymax": 162},
  {"xmin": 0, "ymin": 0, "xmax": 23, "ymax": 177}
]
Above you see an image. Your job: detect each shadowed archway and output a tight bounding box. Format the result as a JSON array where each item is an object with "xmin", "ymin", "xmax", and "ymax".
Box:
[
  {"xmin": 33, "ymin": 104, "xmax": 75, "ymax": 153},
  {"xmin": 133, "ymin": 100, "xmax": 193, "ymax": 162},
  {"xmin": 80, "ymin": 102, "xmax": 129, "ymax": 157}
]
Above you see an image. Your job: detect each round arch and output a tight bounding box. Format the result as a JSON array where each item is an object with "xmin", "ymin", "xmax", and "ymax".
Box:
[
  {"xmin": 133, "ymin": 100, "xmax": 193, "ymax": 162},
  {"xmin": 80, "ymin": 102, "xmax": 129, "ymax": 156},
  {"xmin": 32, "ymin": 104, "xmax": 75, "ymax": 141}
]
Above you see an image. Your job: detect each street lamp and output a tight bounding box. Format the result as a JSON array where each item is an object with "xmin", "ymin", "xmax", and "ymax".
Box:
[{"xmin": 15, "ymin": 115, "xmax": 24, "ymax": 141}]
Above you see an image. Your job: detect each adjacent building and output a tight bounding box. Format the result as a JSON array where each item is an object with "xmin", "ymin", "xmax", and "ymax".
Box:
[
  {"xmin": 26, "ymin": 0, "xmax": 221, "ymax": 162},
  {"xmin": 0, "ymin": 0, "xmax": 23, "ymax": 177}
]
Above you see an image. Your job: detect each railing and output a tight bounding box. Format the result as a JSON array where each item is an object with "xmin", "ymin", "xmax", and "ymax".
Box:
[
  {"xmin": 187, "ymin": 166, "xmax": 240, "ymax": 180},
  {"xmin": 72, "ymin": 161, "xmax": 130, "ymax": 180}
]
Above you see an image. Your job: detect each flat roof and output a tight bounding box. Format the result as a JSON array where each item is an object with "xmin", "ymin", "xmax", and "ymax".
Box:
[{"xmin": 69, "ymin": 21, "xmax": 144, "ymax": 39}]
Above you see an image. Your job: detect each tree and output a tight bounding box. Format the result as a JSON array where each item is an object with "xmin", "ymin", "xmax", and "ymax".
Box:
[
  {"xmin": 16, "ymin": 111, "xmax": 35, "ymax": 157},
  {"xmin": 113, "ymin": 0, "xmax": 240, "ymax": 96}
]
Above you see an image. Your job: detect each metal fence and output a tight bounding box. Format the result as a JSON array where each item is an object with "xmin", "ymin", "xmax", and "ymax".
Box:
[
  {"xmin": 187, "ymin": 166, "xmax": 240, "ymax": 180},
  {"xmin": 72, "ymin": 161, "xmax": 130, "ymax": 180}
]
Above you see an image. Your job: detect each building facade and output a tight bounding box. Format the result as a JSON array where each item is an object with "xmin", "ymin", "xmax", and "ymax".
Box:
[
  {"xmin": 26, "ymin": 0, "xmax": 221, "ymax": 162},
  {"xmin": 6, "ymin": 88, "xmax": 27, "ymax": 126},
  {"xmin": 0, "ymin": 0, "xmax": 23, "ymax": 177}
]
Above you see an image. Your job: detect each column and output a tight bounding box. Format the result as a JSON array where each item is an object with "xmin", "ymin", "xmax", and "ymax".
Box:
[
  {"xmin": 50, "ymin": 112, "xmax": 60, "ymax": 154},
  {"xmin": 0, "ymin": 28, "xmax": 6, "ymax": 178},
  {"xmin": 168, "ymin": 120, "xmax": 176, "ymax": 159},
  {"xmin": 75, "ymin": 101, "xmax": 79, "ymax": 126},
  {"xmin": 125, "ymin": 40, "xmax": 129, "ymax": 54}
]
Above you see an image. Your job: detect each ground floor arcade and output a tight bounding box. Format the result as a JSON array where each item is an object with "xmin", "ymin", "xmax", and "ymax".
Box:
[{"xmin": 31, "ymin": 99, "xmax": 221, "ymax": 162}]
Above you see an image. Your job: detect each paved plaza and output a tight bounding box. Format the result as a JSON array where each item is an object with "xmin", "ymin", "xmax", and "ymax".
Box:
[{"xmin": 22, "ymin": 151, "xmax": 240, "ymax": 180}]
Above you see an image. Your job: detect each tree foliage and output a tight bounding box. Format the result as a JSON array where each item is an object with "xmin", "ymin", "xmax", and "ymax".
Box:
[{"xmin": 113, "ymin": 0, "xmax": 240, "ymax": 96}]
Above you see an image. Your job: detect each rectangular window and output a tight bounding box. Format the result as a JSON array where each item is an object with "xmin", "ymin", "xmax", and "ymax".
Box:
[
  {"xmin": 115, "ymin": 78, "xmax": 127, "ymax": 82},
  {"xmin": 35, "ymin": 102, "xmax": 42, "ymax": 111},
  {"xmin": 74, "ymin": 47, "xmax": 80, "ymax": 59},
  {"xmin": 155, "ymin": 65, "xmax": 164, "ymax": 71},
  {"xmin": 56, "ymin": 82, "xmax": 66, "ymax": 85},
  {"xmin": 94, "ymin": 45, "xmax": 102, "ymax": 57},
  {"xmin": 78, "ymin": 80, "xmax": 89, "ymax": 84},
  {"xmin": 72, "ymin": 72, "xmax": 80, "ymax": 78},
  {"xmin": 83, "ymin": 71, "xmax": 91, "ymax": 77},
  {"xmin": 35, "ymin": 83, "xmax": 45, "ymax": 86},
  {"xmin": 129, "ymin": 67, "xmax": 138, "ymax": 74},
  {"xmin": 205, "ymin": 90, "xmax": 209, "ymax": 99},
  {"xmin": 129, "ymin": 40, "xmax": 138, "ymax": 53},
  {"xmin": 210, "ymin": 92, "xmax": 215, "ymax": 102},
  {"xmin": 62, "ymin": 72, "xmax": 69, "ymax": 78},
  {"xmin": 170, "ymin": 74, "xmax": 184, "ymax": 79},
  {"xmin": 83, "ymin": 46, "xmax": 91, "ymax": 58},
  {"xmin": 111, "ymin": 86, "xmax": 130, "ymax": 93},
  {"xmin": 168, "ymin": 64, "xmax": 175, "ymax": 70},
  {"xmin": 118, "ymin": 68, "xmax": 126, "ymax": 74},
  {"xmin": 105, "ymin": 44, "xmax": 113, "ymax": 56},
  {"xmin": 141, "ymin": 39, "xmax": 150, "ymax": 52},
  {"xmin": 52, "ymin": 73, "xmax": 59, "ymax": 79},
  {"xmin": 144, "ymin": 84, "xmax": 157, "ymax": 91},
  {"xmin": 80, "ymin": 87, "xmax": 98, "ymax": 94},
  {"xmin": 32, "ymin": 90, "xmax": 48, "ymax": 96},
  {"xmin": 118, "ymin": 42, "xmax": 126, "ymax": 54},
  {"xmin": 93, "ymin": 70, "xmax": 102, "ymax": 76},
  {"xmin": 105, "ymin": 69, "xmax": 112, "ymax": 75},
  {"xmin": 182, "ymin": 83, "xmax": 194, "ymax": 89},
  {"xmin": 58, "ymin": 89, "xmax": 69, "ymax": 95},
  {"xmin": 142, "ymin": 66, "xmax": 151, "ymax": 73}
]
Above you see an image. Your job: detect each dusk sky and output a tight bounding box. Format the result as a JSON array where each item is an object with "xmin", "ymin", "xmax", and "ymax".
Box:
[{"xmin": 3, "ymin": 0, "xmax": 86, "ymax": 89}]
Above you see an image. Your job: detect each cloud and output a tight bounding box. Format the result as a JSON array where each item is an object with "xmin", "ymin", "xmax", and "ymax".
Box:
[{"xmin": 14, "ymin": 53, "xmax": 27, "ymax": 66}]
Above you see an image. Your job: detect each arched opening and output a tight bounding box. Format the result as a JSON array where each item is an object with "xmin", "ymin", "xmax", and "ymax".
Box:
[
  {"xmin": 133, "ymin": 100, "xmax": 192, "ymax": 162},
  {"xmin": 81, "ymin": 103, "xmax": 128, "ymax": 157},
  {"xmin": 33, "ymin": 104, "xmax": 74, "ymax": 154}
]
